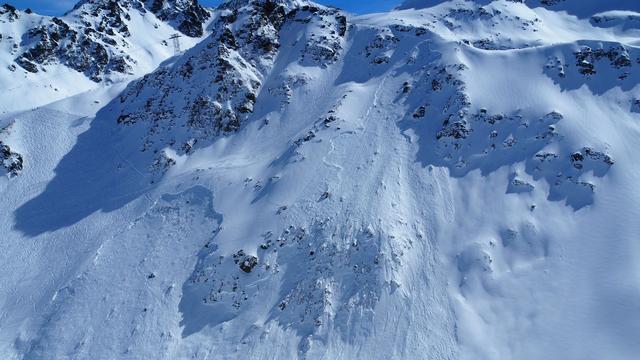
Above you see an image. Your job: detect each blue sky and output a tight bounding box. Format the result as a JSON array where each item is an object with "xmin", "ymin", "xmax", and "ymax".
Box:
[{"xmin": 10, "ymin": 0, "xmax": 401, "ymax": 15}]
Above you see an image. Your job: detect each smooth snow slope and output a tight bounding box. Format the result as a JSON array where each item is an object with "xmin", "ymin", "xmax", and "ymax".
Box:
[{"xmin": 1, "ymin": 0, "xmax": 640, "ymax": 359}]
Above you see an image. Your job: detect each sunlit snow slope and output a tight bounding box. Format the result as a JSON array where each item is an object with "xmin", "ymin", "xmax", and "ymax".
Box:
[{"xmin": 1, "ymin": 0, "xmax": 640, "ymax": 359}]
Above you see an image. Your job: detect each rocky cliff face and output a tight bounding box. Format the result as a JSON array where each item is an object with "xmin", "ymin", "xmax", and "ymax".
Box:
[
  {"xmin": 144, "ymin": 0, "xmax": 211, "ymax": 37},
  {"xmin": 0, "ymin": 122, "xmax": 22, "ymax": 177},
  {"xmin": 110, "ymin": 0, "xmax": 347, "ymax": 156},
  {"xmin": 0, "ymin": 142, "xmax": 22, "ymax": 177},
  {"xmin": 10, "ymin": 0, "xmax": 210, "ymax": 81}
]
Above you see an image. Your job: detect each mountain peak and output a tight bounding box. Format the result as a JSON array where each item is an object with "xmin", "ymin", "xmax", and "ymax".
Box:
[
  {"xmin": 11, "ymin": 0, "xmax": 211, "ymax": 82},
  {"xmin": 0, "ymin": 3, "xmax": 20, "ymax": 20},
  {"xmin": 219, "ymin": 0, "xmax": 312, "ymax": 11},
  {"xmin": 69, "ymin": 0, "xmax": 210, "ymax": 37}
]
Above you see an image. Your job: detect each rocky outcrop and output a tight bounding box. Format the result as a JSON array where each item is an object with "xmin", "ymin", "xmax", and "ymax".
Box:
[
  {"xmin": 144, "ymin": 0, "xmax": 210, "ymax": 37},
  {"xmin": 16, "ymin": 16, "xmax": 133, "ymax": 81},
  {"xmin": 110, "ymin": 0, "xmax": 348, "ymax": 154},
  {"xmin": 574, "ymin": 44, "xmax": 632, "ymax": 76},
  {"xmin": 14, "ymin": 0, "xmax": 210, "ymax": 81},
  {"xmin": 1, "ymin": 142, "xmax": 23, "ymax": 177},
  {"xmin": 233, "ymin": 250, "xmax": 259, "ymax": 273},
  {"xmin": 0, "ymin": 3, "xmax": 19, "ymax": 21}
]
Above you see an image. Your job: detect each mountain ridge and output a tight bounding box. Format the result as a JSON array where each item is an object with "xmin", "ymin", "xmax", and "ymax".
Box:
[
  {"xmin": 1, "ymin": 0, "xmax": 639, "ymax": 359},
  {"xmin": 13, "ymin": 0, "xmax": 211, "ymax": 80},
  {"xmin": 0, "ymin": 0, "xmax": 213, "ymax": 113},
  {"xmin": 398, "ymin": 0, "xmax": 640, "ymax": 17}
]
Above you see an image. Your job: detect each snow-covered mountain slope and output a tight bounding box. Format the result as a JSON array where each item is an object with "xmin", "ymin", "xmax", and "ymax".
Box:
[
  {"xmin": 0, "ymin": 0, "xmax": 212, "ymax": 114},
  {"xmin": 399, "ymin": 0, "xmax": 640, "ymax": 18},
  {"xmin": 111, "ymin": 0, "xmax": 347, "ymax": 150},
  {"xmin": 1, "ymin": 0, "xmax": 640, "ymax": 359}
]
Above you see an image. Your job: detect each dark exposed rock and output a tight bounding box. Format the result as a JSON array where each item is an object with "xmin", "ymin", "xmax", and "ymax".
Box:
[
  {"xmin": 16, "ymin": 59, "xmax": 38, "ymax": 73},
  {"xmin": 233, "ymin": 250, "xmax": 259, "ymax": 273},
  {"xmin": 336, "ymin": 15, "xmax": 347, "ymax": 36},
  {"xmin": 574, "ymin": 45, "xmax": 632, "ymax": 76},
  {"xmin": 535, "ymin": 152, "xmax": 558, "ymax": 162},
  {"xmin": 413, "ymin": 106, "xmax": 427, "ymax": 119},
  {"xmin": 239, "ymin": 256, "xmax": 258, "ymax": 273},
  {"xmin": 402, "ymin": 81, "xmax": 412, "ymax": 93},
  {"xmin": 319, "ymin": 191, "xmax": 331, "ymax": 201},
  {"xmin": 15, "ymin": 13, "xmax": 133, "ymax": 80},
  {"xmin": 0, "ymin": 3, "xmax": 19, "ymax": 21},
  {"xmin": 570, "ymin": 151, "xmax": 585, "ymax": 168},
  {"xmin": 219, "ymin": 28, "xmax": 238, "ymax": 49},
  {"xmin": 323, "ymin": 115, "xmax": 338, "ymax": 126},
  {"xmin": 298, "ymin": 8, "xmax": 347, "ymax": 67},
  {"xmin": 150, "ymin": 152, "xmax": 176, "ymax": 174},
  {"xmin": 147, "ymin": 0, "xmax": 211, "ymax": 37},
  {"xmin": 569, "ymin": 148, "xmax": 615, "ymax": 167},
  {"xmin": 1, "ymin": 142, "xmax": 23, "ymax": 177},
  {"xmin": 295, "ymin": 131, "xmax": 316, "ymax": 146},
  {"xmin": 583, "ymin": 147, "xmax": 615, "ymax": 165},
  {"xmin": 14, "ymin": 0, "xmax": 211, "ymax": 81},
  {"xmin": 437, "ymin": 116, "xmax": 470, "ymax": 139},
  {"xmin": 364, "ymin": 31, "xmax": 399, "ymax": 65},
  {"xmin": 570, "ymin": 151, "xmax": 584, "ymax": 163},
  {"xmin": 112, "ymin": 0, "xmax": 333, "ymax": 151},
  {"xmin": 188, "ymin": 96, "xmax": 224, "ymax": 134}
]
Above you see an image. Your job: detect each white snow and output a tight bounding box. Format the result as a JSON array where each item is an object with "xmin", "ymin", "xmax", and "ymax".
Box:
[{"xmin": 1, "ymin": 0, "xmax": 639, "ymax": 359}]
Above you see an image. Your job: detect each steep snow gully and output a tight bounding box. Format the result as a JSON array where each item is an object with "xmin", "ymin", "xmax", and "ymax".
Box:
[{"xmin": 1, "ymin": 0, "xmax": 640, "ymax": 359}]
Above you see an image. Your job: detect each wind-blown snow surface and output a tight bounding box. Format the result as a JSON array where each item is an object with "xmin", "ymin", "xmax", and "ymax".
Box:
[{"xmin": 1, "ymin": 0, "xmax": 640, "ymax": 359}]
